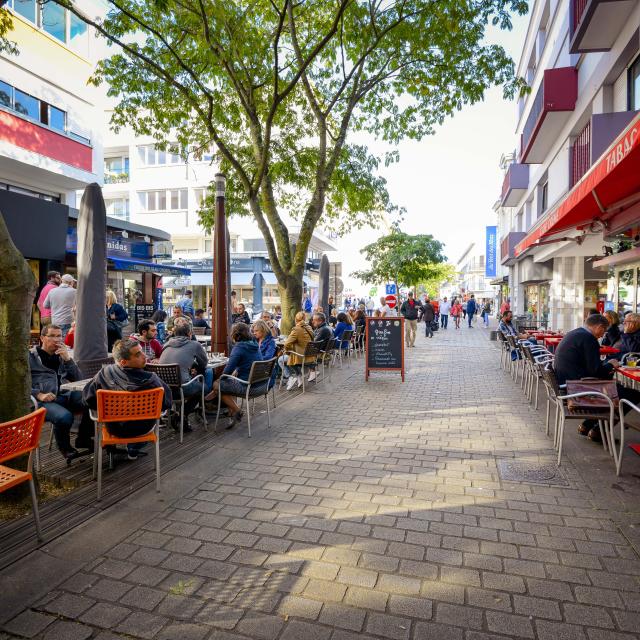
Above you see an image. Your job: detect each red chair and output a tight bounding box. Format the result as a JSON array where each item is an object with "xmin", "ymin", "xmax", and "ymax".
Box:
[
  {"xmin": 0, "ymin": 408, "xmax": 46, "ymax": 540},
  {"xmin": 90, "ymin": 388, "xmax": 164, "ymax": 500}
]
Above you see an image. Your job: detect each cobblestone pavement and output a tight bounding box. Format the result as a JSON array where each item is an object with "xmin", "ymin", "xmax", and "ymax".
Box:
[{"xmin": 2, "ymin": 321, "xmax": 640, "ymax": 640}]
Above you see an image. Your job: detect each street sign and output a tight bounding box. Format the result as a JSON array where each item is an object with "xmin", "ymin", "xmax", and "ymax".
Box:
[
  {"xmin": 385, "ymin": 283, "xmax": 397, "ymax": 295},
  {"xmin": 385, "ymin": 294, "xmax": 397, "ymax": 309}
]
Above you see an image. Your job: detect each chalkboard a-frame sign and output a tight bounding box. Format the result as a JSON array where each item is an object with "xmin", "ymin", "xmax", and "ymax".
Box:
[{"xmin": 365, "ymin": 317, "xmax": 405, "ymax": 382}]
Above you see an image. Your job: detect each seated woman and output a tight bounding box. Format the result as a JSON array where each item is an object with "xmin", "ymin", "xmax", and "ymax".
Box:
[
  {"xmin": 205, "ymin": 322, "xmax": 263, "ymax": 429},
  {"xmin": 151, "ymin": 309, "xmax": 168, "ymax": 344},
  {"xmin": 333, "ymin": 312, "xmax": 354, "ymax": 350},
  {"xmin": 602, "ymin": 310, "xmax": 621, "ymax": 349},
  {"xmin": 253, "ymin": 320, "xmax": 277, "ymax": 387},
  {"xmin": 281, "ymin": 311, "xmax": 315, "ymax": 391}
]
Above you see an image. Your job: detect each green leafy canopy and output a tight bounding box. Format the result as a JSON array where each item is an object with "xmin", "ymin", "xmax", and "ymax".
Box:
[
  {"xmin": 352, "ymin": 230, "xmax": 447, "ymax": 288},
  {"xmin": 29, "ymin": 0, "xmax": 527, "ymax": 327}
]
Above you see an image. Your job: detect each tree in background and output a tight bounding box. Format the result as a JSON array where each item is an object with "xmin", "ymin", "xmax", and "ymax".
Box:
[
  {"xmin": 6, "ymin": 0, "xmax": 528, "ymax": 330},
  {"xmin": 417, "ymin": 264, "xmax": 458, "ymax": 299},
  {"xmin": 352, "ymin": 231, "xmax": 446, "ymax": 297}
]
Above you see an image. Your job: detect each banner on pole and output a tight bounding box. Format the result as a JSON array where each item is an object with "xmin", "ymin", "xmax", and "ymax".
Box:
[{"xmin": 485, "ymin": 226, "xmax": 497, "ymax": 278}]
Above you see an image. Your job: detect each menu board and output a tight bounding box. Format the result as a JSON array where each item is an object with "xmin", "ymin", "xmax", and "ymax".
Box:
[{"xmin": 365, "ymin": 317, "xmax": 405, "ymax": 381}]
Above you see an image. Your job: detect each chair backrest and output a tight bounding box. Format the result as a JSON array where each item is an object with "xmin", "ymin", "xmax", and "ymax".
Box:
[
  {"xmin": 248, "ymin": 357, "xmax": 277, "ymax": 385},
  {"xmin": 520, "ymin": 343, "xmax": 536, "ymax": 364},
  {"xmin": 192, "ymin": 326, "xmax": 206, "ymax": 335},
  {"xmin": 540, "ymin": 364, "xmax": 561, "ymax": 397},
  {"xmin": 0, "ymin": 408, "xmax": 46, "ymax": 465},
  {"xmin": 78, "ymin": 357, "xmax": 115, "ymax": 379},
  {"xmin": 145, "ymin": 363, "xmax": 182, "ymax": 388},
  {"xmin": 304, "ymin": 341, "xmax": 322, "ymax": 357},
  {"xmin": 324, "ymin": 337, "xmax": 336, "ymax": 353},
  {"xmin": 96, "ymin": 387, "xmax": 164, "ymax": 422},
  {"xmin": 505, "ymin": 334, "xmax": 518, "ymax": 350},
  {"xmin": 355, "ymin": 324, "xmax": 365, "ymax": 336},
  {"xmin": 341, "ymin": 329, "xmax": 354, "ymax": 342}
]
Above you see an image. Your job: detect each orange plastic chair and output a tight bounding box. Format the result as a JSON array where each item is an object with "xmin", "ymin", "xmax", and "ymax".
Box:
[
  {"xmin": 90, "ymin": 388, "xmax": 164, "ymax": 500},
  {"xmin": 0, "ymin": 408, "xmax": 46, "ymax": 540}
]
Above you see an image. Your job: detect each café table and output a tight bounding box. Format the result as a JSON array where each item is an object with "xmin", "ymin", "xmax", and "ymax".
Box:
[
  {"xmin": 543, "ymin": 336, "xmax": 562, "ymax": 350},
  {"xmin": 196, "ymin": 335, "xmax": 211, "ymax": 343},
  {"xmin": 60, "ymin": 379, "xmax": 92, "ymax": 392},
  {"xmin": 207, "ymin": 357, "xmax": 229, "ymax": 370},
  {"xmin": 599, "ymin": 346, "xmax": 620, "ymax": 356}
]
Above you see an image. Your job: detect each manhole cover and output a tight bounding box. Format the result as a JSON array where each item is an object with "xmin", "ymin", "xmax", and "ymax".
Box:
[{"xmin": 497, "ymin": 460, "xmax": 569, "ymax": 486}]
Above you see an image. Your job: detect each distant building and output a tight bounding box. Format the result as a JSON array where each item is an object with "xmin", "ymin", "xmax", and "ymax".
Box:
[{"xmin": 455, "ymin": 243, "xmax": 495, "ymax": 302}]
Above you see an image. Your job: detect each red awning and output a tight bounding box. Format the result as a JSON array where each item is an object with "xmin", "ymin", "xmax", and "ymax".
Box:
[{"xmin": 515, "ymin": 112, "xmax": 640, "ymax": 257}]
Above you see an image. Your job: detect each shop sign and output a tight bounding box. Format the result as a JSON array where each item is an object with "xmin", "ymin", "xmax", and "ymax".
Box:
[
  {"xmin": 485, "ymin": 226, "xmax": 497, "ymax": 277},
  {"xmin": 230, "ymin": 257, "xmax": 254, "ymax": 271},
  {"xmin": 67, "ymin": 227, "xmax": 151, "ymax": 259}
]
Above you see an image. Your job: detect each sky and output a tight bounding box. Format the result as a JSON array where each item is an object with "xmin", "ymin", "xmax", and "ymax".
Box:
[{"xmin": 334, "ymin": 11, "xmax": 530, "ymax": 294}]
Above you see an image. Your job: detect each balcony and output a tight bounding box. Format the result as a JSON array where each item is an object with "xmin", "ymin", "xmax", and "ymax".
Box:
[
  {"xmin": 501, "ymin": 232, "xmax": 526, "ymax": 265},
  {"xmin": 570, "ymin": 111, "xmax": 638, "ymax": 186},
  {"xmin": 104, "ymin": 172, "xmax": 130, "ymax": 184},
  {"xmin": 500, "ymin": 163, "xmax": 529, "ymax": 206},
  {"xmin": 520, "ymin": 67, "xmax": 578, "ymax": 164},
  {"xmin": 0, "ymin": 109, "xmax": 92, "ymax": 173},
  {"xmin": 570, "ymin": 0, "xmax": 637, "ymax": 54}
]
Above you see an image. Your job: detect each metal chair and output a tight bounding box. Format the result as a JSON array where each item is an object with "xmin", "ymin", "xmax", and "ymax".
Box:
[
  {"xmin": 0, "ymin": 408, "xmax": 46, "ymax": 540},
  {"xmin": 77, "ymin": 357, "xmax": 115, "ymax": 378},
  {"xmin": 496, "ymin": 331, "xmax": 510, "ymax": 370},
  {"xmin": 521, "ymin": 343, "xmax": 552, "ymax": 408},
  {"xmin": 353, "ymin": 324, "xmax": 365, "ymax": 357},
  {"xmin": 145, "ymin": 363, "xmax": 206, "ymax": 443},
  {"xmin": 90, "ymin": 388, "xmax": 164, "ymax": 500},
  {"xmin": 617, "ymin": 399, "xmax": 640, "ymax": 476},
  {"xmin": 279, "ymin": 342, "xmax": 322, "ymax": 393},
  {"xmin": 334, "ymin": 329, "xmax": 354, "ymax": 368},
  {"xmin": 213, "ymin": 357, "xmax": 277, "ymax": 437},
  {"xmin": 318, "ymin": 337, "xmax": 337, "ymax": 382}
]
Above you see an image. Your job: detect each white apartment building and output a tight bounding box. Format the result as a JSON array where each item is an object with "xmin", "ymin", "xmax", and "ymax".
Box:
[
  {"xmin": 497, "ymin": 0, "xmax": 640, "ymax": 329},
  {"xmin": 102, "ymin": 121, "xmax": 337, "ymax": 312},
  {"xmin": 456, "ymin": 243, "xmax": 496, "ymax": 303}
]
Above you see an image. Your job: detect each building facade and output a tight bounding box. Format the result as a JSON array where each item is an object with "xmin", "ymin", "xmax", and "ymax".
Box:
[
  {"xmin": 455, "ymin": 243, "xmax": 496, "ymax": 303},
  {"xmin": 102, "ymin": 123, "xmax": 338, "ymax": 313},
  {"xmin": 497, "ymin": 0, "xmax": 640, "ymax": 330}
]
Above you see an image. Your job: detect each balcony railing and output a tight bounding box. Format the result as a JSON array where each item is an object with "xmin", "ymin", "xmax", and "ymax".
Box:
[
  {"xmin": 104, "ymin": 172, "xmax": 130, "ymax": 184},
  {"xmin": 570, "ymin": 0, "xmax": 637, "ymax": 54},
  {"xmin": 520, "ymin": 67, "xmax": 578, "ymax": 164},
  {"xmin": 571, "ymin": 121, "xmax": 591, "ymax": 187}
]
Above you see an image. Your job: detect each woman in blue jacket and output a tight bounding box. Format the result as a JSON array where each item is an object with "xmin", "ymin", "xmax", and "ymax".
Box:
[
  {"xmin": 253, "ymin": 320, "xmax": 277, "ymax": 387},
  {"xmin": 333, "ymin": 312, "xmax": 353, "ymax": 350},
  {"xmin": 106, "ymin": 290, "xmax": 128, "ymax": 350},
  {"xmin": 205, "ymin": 322, "xmax": 263, "ymax": 429}
]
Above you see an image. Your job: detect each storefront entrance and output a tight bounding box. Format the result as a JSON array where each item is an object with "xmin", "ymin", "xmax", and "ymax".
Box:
[{"xmin": 524, "ymin": 282, "xmax": 549, "ymax": 326}]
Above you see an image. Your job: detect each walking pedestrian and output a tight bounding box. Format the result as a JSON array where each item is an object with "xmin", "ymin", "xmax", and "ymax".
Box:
[
  {"xmin": 439, "ymin": 296, "xmax": 450, "ymax": 329},
  {"xmin": 462, "ymin": 299, "xmax": 468, "ymax": 320},
  {"xmin": 37, "ymin": 271, "xmax": 61, "ymax": 327},
  {"xmin": 451, "ymin": 298, "xmax": 462, "ymax": 329},
  {"xmin": 421, "ymin": 299, "xmax": 435, "ymax": 338},
  {"xmin": 400, "ymin": 291, "xmax": 420, "ymax": 347},
  {"xmin": 43, "ymin": 274, "xmax": 76, "ymax": 337},
  {"xmin": 467, "ymin": 294, "xmax": 477, "ymax": 328},
  {"xmin": 482, "ymin": 299, "xmax": 491, "ymax": 327}
]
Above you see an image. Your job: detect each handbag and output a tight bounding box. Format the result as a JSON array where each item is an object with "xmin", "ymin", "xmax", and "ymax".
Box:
[{"xmin": 565, "ymin": 379, "xmax": 618, "ymax": 412}]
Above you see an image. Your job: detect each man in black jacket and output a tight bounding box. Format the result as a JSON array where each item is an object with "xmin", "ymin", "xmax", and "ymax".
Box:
[
  {"xmin": 83, "ymin": 338, "xmax": 172, "ymax": 459},
  {"xmin": 619, "ymin": 313, "xmax": 640, "ymax": 358},
  {"xmin": 554, "ymin": 314, "xmax": 640, "ymax": 442},
  {"xmin": 421, "ymin": 299, "xmax": 435, "ymax": 338},
  {"xmin": 312, "ymin": 312, "xmax": 333, "ymax": 350},
  {"xmin": 400, "ymin": 291, "xmax": 421, "ymax": 347}
]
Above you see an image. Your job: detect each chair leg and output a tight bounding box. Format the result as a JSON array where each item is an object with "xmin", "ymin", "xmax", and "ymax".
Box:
[
  {"xmin": 556, "ymin": 413, "xmax": 566, "ymax": 466},
  {"xmin": 28, "ymin": 477, "xmax": 43, "ymax": 541},
  {"xmin": 534, "ymin": 376, "xmax": 540, "ymax": 410},
  {"xmin": 35, "ymin": 447, "xmax": 41, "ymax": 474},
  {"xmin": 179, "ymin": 392, "xmax": 184, "ymax": 444},
  {"xmin": 201, "ymin": 384, "xmax": 206, "ymax": 430},
  {"xmin": 155, "ymin": 426, "xmax": 161, "ymax": 493},
  {"xmin": 545, "ymin": 397, "xmax": 551, "ymax": 436},
  {"xmin": 97, "ymin": 443, "xmax": 103, "ymax": 501},
  {"xmin": 48, "ymin": 425, "xmax": 54, "ymax": 451},
  {"xmin": 266, "ymin": 392, "xmax": 271, "ymax": 428},
  {"xmin": 246, "ymin": 390, "xmax": 252, "ymax": 438},
  {"xmin": 301, "ymin": 363, "xmax": 306, "ymax": 394},
  {"xmin": 214, "ymin": 389, "xmax": 222, "ymax": 433},
  {"xmin": 617, "ymin": 410, "xmax": 626, "ymax": 476},
  {"xmin": 272, "ymin": 384, "xmax": 277, "ymax": 408}
]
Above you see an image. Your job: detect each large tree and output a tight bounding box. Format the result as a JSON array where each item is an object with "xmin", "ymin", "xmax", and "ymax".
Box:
[
  {"xmin": 352, "ymin": 230, "xmax": 446, "ymax": 295},
  {"xmin": 3, "ymin": 0, "xmax": 526, "ymax": 330}
]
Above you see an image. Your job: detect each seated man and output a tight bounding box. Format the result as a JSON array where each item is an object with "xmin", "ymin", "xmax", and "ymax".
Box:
[
  {"xmin": 159, "ymin": 317, "xmax": 213, "ymax": 431},
  {"xmin": 166, "ymin": 305, "xmax": 184, "ymax": 335},
  {"xmin": 619, "ymin": 313, "xmax": 640, "ymax": 359},
  {"xmin": 82, "ymin": 338, "xmax": 172, "ymax": 459},
  {"xmin": 308, "ymin": 311, "xmax": 334, "ymax": 382},
  {"xmin": 130, "ymin": 319, "xmax": 163, "ymax": 361},
  {"xmin": 193, "ymin": 308, "xmax": 211, "ymax": 334},
  {"xmin": 30, "ymin": 324, "xmax": 94, "ymax": 462},
  {"xmin": 554, "ymin": 313, "xmax": 640, "ymax": 442},
  {"xmin": 260, "ymin": 310, "xmax": 279, "ymax": 337},
  {"xmin": 498, "ymin": 310, "xmax": 536, "ymax": 359}
]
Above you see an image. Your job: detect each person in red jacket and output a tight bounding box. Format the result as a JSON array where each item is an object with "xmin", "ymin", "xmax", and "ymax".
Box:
[{"xmin": 130, "ymin": 319, "xmax": 163, "ymax": 361}]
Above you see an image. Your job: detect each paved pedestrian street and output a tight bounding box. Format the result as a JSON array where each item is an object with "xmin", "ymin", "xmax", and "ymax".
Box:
[{"xmin": 2, "ymin": 324, "xmax": 640, "ymax": 640}]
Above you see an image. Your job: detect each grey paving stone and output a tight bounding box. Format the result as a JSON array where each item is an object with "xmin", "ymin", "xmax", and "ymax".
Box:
[
  {"xmin": 78, "ymin": 602, "xmax": 131, "ymax": 629},
  {"xmin": 195, "ymin": 602, "xmax": 244, "ymax": 629},
  {"xmin": 377, "ymin": 573, "xmax": 422, "ymax": 595},
  {"xmin": 126, "ymin": 565, "xmax": 170, "ymax": 587},
  {"xmin": 85, "ymin": 577, "xmax": 133, "ymax": 601},
  {"xmin": 277, "ymin": 595, "xmax": 323, "ymax": 620},
  {"xmin": 536, "ymin": 619, "xmax": 587, "ymax": 640},
  {"xmin": 42, "ymin": 621, "xmax": 93, "ymax": 640},
  {"xmin": 119, "ymin": 585, "xmax": 166, "ymax": 611},
  {"xmin": 343, "ymin": 586, "xmax": 388, "ymax": 611},
  {"xmin": 92, "ymin": 559, "xmax": 135, "ymax": 580},
  {"xmin": 485, "ymin": 611, "xmax": 535, "ymax": 638},
  {"xmin": 116, "ymin": 611, "xmax": 168, "ymax": 639},
  {"xmin": 280, "ymin": 621, "xmax": 332, "ymax": 640},
  {"xmin": 466, "ymin": 587, "xmax": 512, "ymax": 611},
  {"xmin": 235, "ymin": 611, "xmax": 285, "ymax": 640},
  {"xmin": 413, "ymin": 622, "xmax": 463, "ymax": 640},
  {"xmin": 157, "ymin": 622, "xmax": 210, "ymax": 640},
  {"xmin": 4, "ymin": 611, "xmax": 55, "ymax": 639},
  {"xmin": 435, "ymin": 603, "xmax": 483, "ymax": 630},
  {"xmin": 156, "ymin": 594, "xmax": 204, "ymax": 619},
  {"xmin": 318, "ymin": 603, "xmax": 366, "ymax": 631},
  {"xmin": 42, "ymin": 593, "xmax": 95, "ymax": 618},
  {"xmin": 60, "ymin": 573, "xmax": 99, "ymax": 594},
  {"xmin": 365, "ymin": 612, "xmax": 411, "ymax": 640},
  {"xmin": 388, "ymin": 595, "xmax": 433, "ymax": 619},
  {"xmin": 513, "ymin": 594, "xmax": 561, "ymax": 620}
]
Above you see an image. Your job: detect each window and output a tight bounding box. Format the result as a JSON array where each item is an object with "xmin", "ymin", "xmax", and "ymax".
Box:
[
  {"xmin": 69, "ymin": 12, "xmax": 88, "ymax": 55},
  {"xmin": 204, "ymin": 239, "xmax": 212, "ymax": 252},
  {"xmin": 105, "ymin": 156, "xmax": 129, "ymax": 174},
  {"xmin": 0, "ymin": 80, "xmax": 12, "ymax": 108},
  {"xmin": 12, "ymin": 0, "xmax": 36, "ymax": 23},
  {"xmin": 14, "ymin": 89, "xmax": 39, "ymax": 120},
  {"xmin": 41, "ymin": 1, "xmax": 66, "ymax": 42},
  {"xmin": 540, "ymin": 180, "xmax": 548, "ymax": 214},
  {"xmin": 48, "ymin": 105, "xmax": 65, "ymax": 132},
  {"xmin": 137, "ymin": 189, "xmax": 187, "ymax": 212},
  {"xmin": 105, "ymin": 198, "xmax": 130, "ymax": 221},
  {"xmin": 630, "ymin": 55, "xmax": 640, "ymax": 111},
  {"xmin": 137, "ymin": 144, "xmax": 183, "ymax": 166}
]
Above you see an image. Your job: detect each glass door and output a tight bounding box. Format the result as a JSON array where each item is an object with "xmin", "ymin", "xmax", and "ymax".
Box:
[
  {"xmin": 539, "ymin": 283, "xmax": 550, "ymax": 327},
  {"xmin": 617, "ymin": 269, "xmax": 635, "ymax": 317}
]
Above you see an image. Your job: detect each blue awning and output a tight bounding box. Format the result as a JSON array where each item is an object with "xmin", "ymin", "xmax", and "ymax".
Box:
[{"xmin": 109, "ymin": 257, "xmax": 191, "ymax": 275}]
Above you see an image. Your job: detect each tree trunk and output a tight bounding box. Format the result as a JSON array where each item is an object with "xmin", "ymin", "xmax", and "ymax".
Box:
[
  {"xmin": 279, "ymin": 274, "xmax": 303, "ymax": 335},
  {"xmin": 0, "ymin": 212, "xmax": 37, "ymax": 422}
]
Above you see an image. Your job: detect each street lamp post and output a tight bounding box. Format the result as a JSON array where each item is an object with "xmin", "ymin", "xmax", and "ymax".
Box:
[{"xmin": 212, "ymin": 173, "xmax": 230, "ymax": 355}]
